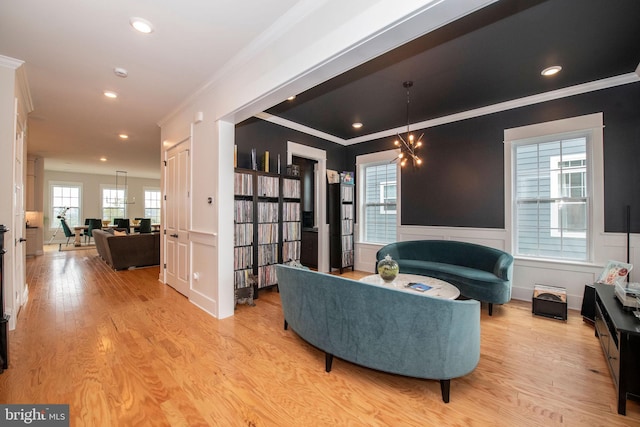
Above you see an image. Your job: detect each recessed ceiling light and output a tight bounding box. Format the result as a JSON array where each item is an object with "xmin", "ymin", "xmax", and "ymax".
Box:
[
  {"xmin": 130, "ymin": 17, "xmax": 154, "ymax": 34},
  {"xmin": 352, "ymin": 122, "xmax": 363, "ymax": 129},
  {"xmin": 541, "ymin": 65, "xmax": 562, "ymax": 76},
  {"xmin": 287, "ymin": 95, "xmax": 296, "ymax": 101},
  {"xmin": 103, "ymin": 90, "xmax": 118, "ymax": 99},
  {"xmin": 100, "ymin": 157, "xmax": 107, "ymax": 162},
  {"xmin": 119, "ymin": 134, "xmax": 129, "ymax": 140}
]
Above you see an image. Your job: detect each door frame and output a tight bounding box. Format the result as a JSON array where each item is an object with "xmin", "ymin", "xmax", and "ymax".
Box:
[
  {"xmin": 287, "ymin": 141, "xmax": 329, "ymax": 272},
  {"xmin": 162, "ymin": 138, "xmax": 191, "ymax": 292}
]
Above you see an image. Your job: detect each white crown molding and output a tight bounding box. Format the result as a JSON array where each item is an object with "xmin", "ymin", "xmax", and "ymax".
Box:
[
  {"xmin": 256, "ymin": 72, "xmax": 639, "ymax": 147},
  {"xmin": 254, "ymin": 112, "xmax": 346, "ymax": 145},
  {"xmin": 158, "ymin": 0, "xmax": 328, "ymax": 127},
  {"xmin": 0, "ymin": 54, "xmax": 24, "ymax": 70},
  {"xmin": 16, "ymin": 65, "xmax": 34, "ymax": 114},
  {"xmin": 342, "ymin": 72, "xmax": 640, "ymax": 145}
]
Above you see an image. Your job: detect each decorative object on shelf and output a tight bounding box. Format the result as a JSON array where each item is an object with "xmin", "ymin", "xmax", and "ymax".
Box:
[
  {"xmin": 340, "ymin": 171, "xmax": 354, "ymax": 185},
  {"xmin": 286, "ymin": 164, "xmax": 300, "ymax": 177},
  {"xmin": 392, "ymin": 81, "xmax": 423, "ymax": 167},
  {"xmin": 377, "ymin": 254, "xmax": 399, "ymax": 282},
  {"xmin": 262, "ymin": 151, "xmax": 270, "ymax": 172},
  {"xmin": 326, "ymin": 169, "xmax": 339, "ymax": 184},
  {"xmin": 251, "ymin": 148, "xmax": 257, "ymax": 170}
]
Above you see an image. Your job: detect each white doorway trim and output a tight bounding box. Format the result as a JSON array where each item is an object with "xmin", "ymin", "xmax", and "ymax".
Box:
[{"xmin": 287, "ymin": 141, "xmax": 328, "ymax": 272}]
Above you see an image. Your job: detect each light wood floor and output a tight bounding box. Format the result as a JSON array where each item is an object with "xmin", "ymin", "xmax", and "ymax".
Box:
[{"xmin": 1, "ymin": 248, "xmax": 639, "ymax": 426}]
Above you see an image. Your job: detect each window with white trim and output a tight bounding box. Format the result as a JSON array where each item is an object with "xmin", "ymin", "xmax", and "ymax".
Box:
[
  {"xmin": 50, "ymin": 183, "xmax": 82, "ymax": 228},
  {"xmin": 506, "ymin": 113, "xmax": 604, "ymax": 263},
  {"xmin": 357, "ymin": 150, "xmax": 399, "ymax": 244},
  {"xmin": 144, "ymin": 189, "xmax": 161, "ymax": 224},
  {"xmin": 514, "ymin": 136, "xmax": 589, "ymax": 260},
  {"xmin": 101, "ymin": 187, "xmax": 126, "ymax": 221}
]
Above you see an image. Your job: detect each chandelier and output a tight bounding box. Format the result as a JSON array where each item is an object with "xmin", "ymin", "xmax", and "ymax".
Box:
[
  {"xmin": 393, "ymin": 81, "xmax": 423, "ymax": 167},
  {"xmin": 107, "ymin": 170, "xmax": 136, "ymax": 205}
]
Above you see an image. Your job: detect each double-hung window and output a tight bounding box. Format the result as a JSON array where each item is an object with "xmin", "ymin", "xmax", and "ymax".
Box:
[
  {"xmin": 102, "ymin": 187, "xmax": 126, "ymax": 221},
  {"xmin": 50, "ymin": 183, "xmax": 82, "ymax": 227},
  {"xmin": 514, "ymin": 137, "xmax": 588, "ymax": 260},
  {"xmin": 357, "ymin": 150, "xmax": 399, "ymax": 244},
  {"xmin": 506, "ymin": 113, "xmax": 603, "ymax": 263},
  {"xmin": 144, "ymin": 189, "xmax": 161, "ymax": 224}
]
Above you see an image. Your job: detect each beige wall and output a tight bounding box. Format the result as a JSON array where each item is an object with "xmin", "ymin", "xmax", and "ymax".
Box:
[{"xmin": 43, "ymin": 170, "xmax": 160, "ymax": 243}]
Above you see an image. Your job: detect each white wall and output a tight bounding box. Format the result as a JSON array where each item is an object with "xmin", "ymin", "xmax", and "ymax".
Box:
[
  {"xmin": 43, "ymin": 170, "xmax": 160, "ymax": 243},
  {"xmin": 159, "ymin": 0, "xmax": 499, "ymax": 318}
]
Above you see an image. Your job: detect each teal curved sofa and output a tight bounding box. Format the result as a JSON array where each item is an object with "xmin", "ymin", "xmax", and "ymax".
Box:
[
  {"xmin": 275, "ymin": 264, "xmax": 480, "ymax": 403},
  {"xmin": 376, "ymin": 240, "xmax": 514, "ymax": 315}
]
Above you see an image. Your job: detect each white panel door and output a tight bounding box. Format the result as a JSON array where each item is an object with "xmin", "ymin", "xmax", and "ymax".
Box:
[
  {"xmin": 165, "ymin": 141, "xmax": 190, "ymax": 296},
  {"xmin": 12, "ymin": 109, "xmax": 26, "ymax": 329}
]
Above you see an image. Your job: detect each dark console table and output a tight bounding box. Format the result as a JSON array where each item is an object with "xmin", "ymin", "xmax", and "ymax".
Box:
[{"xmin": 593, "ymin": 283, "xmax": 640, "ymax": 415}]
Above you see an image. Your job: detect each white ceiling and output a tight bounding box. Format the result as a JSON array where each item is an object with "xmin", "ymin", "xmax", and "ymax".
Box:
[{"xmin": 0, "ymin": 0, "xmax": 301, "ymax": 179}]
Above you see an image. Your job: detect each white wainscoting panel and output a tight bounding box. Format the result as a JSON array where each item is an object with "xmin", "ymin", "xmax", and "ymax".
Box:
[
  {"xmin": 188, "ymin": 230, "xmax": 219, "ymax": 317},
  {"xmin": 355, "ymin": 226, "xmax": 638, "ymax": 311}
]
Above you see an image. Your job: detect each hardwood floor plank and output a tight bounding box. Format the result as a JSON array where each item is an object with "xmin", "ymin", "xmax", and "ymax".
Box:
[{"xmin": 0, "ymin": 248, "xmax": 638, "ymax": 426}]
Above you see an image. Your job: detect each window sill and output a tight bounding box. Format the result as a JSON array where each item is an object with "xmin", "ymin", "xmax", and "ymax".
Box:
[{"xmin": 514, "ymin": 255, "xmax": 603, "ymax": 269}]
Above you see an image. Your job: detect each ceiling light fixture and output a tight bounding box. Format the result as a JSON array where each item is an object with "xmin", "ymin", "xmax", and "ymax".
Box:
[
  {"xmin": 100, "ymin": 157, "xmax": 107, "ymax": 162},
  {"xmin": 352, "ymin": 122, "xmax": 363, "ymax": 129},
  {"xmin": 103, "ymin": 90, "xmax": 118, "ymax": 99},
  {"xmin": 113, "ymin": 67, "xmax": 128, "ymax": 78},
  {"xmin": 108, "ymin": 171, "xmax": 136, "ymax": 205},
  {"xmin": 287, "ymin": 95, "xmax": 296, "ymax": 101},
  {"xmin": 118, "ymin": 134, "xmax": 129, "ymax": 140},
  {"xmin": 130, "ymin": 17, "xmax": 154, "ymax": 34},
  {"xmin": 393, "ymin": 81, "xmax": 423, "ymax": 167},
  {"xmin": 541, "ymin": 65, "xmax": 562, "ymax": 76}
]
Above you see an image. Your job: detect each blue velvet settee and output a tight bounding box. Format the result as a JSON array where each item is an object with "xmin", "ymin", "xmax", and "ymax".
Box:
[
  {"xmin": 376, "ymin": 240, "xmax": 514, "ymax": 315},
  {"xmin": 275, "ymin": 264, "xmax": 480, "ymax": 402}
]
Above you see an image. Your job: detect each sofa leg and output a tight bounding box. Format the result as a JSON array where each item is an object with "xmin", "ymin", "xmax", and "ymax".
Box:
[
  {"xmin": 440, "ymin": 379, "xmax": 450, "ymax": 403},
  {"xmin": 284, "ymin": 319, "xmax": 288, "ymax": 330},
  {"xmin": 488, "ymin": 303, "xmax": 493, "ymax": 316},
  {"xmin": 325, "ymin": 353, "xmax": 333, "ymax": 372}
]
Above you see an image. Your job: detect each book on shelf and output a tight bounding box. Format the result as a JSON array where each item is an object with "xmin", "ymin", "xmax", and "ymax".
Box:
[
  {"xmin": 234, "ymin": 172, "xmax": 253, "ymax": 196},
  {"xmin": 283, "ymin": 202, "xmax": 300, "ymax": 221},
  {"xmin": 258, "ymin": 175, "xmax": 279, "ymax": 197},
  {"xmin": 342, "ymin": 185, "xmax": 354, "ymax": 202},
  {"xmin": 283, "ymin": 179, "xmax": 301, "ymax": 198}
]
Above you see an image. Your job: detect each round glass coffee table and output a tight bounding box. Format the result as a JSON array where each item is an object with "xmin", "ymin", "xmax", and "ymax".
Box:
[{"xmin": 359, "ymin": 273, "xmax": 460, "ymax": 300}]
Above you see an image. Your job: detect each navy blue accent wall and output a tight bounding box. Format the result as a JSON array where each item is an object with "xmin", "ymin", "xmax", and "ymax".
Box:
[
  {"xmin": 234, "ymin": 117, "xmax": 348, "ymax": 172},
  {"xmin": 347, "ymin": 82, "xmax": 640, "ymax": 232},
  {"xmin": 237, "ymin": 82, "xmax": 640, "ymax": 233}
]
